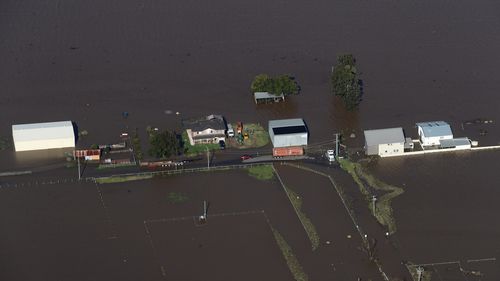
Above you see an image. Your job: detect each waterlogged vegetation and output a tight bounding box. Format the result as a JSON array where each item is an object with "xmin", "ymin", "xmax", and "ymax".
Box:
[
  {"xmin": 167, "ymin": 192, "xmax": 189, "ymax": 203},
  {"xmin": 285, "ymin": 188, "xmax": 320, "ymax": 251},
  {"xmin": 251, "ymin": 74, "xmax": 299, "ymax": 96},
  {"xmin": 96, "ymin": 174, "xmax": 153, "ymax": 184},
  {"xmin": 247, "ymin": 165, "xmax": 274, "ymax": 180},
  {"xmin": 271, "ymin": 228, "xmax": 309, "ymax": 281},
  {"xmin": 0, "ymin": 137, "xmax": 12, "ymax": 150},
  {"xmin": 407, "ymin": 263, "xmax": 432, "ymax": 281},
  {"xmin": 339, "ymin": 158, "xmax": 404, "ymax": 234}
]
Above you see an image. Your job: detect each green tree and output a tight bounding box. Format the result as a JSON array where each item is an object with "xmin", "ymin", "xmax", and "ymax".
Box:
[
  {"xmin": 148, "ymin": 130, "xmax": 181, "ymax": 158},
  {"xmin": 251, "ymin": 74, "xmax": 299, "ymax": 96},
  {"xmin": 331, "ymin": 54, "xmax": 362, "ymax": 110}
]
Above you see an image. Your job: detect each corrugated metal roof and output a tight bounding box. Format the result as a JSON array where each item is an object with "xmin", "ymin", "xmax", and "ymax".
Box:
[
  {"xmin": 12, "ymin": 121, "xmax": 74, "ymax": 142},
  {"xmin": 364, "ymin": 127, "xmax": 405, "ymax": 146},
  {"xmin": 254, "ymin": 92, "xmax": 284, "ymax": 99},
  {"xmin": 269, "ymin": 118, "xmax": 306, "ymax": 129},
  {"xmin": 439, "ymin": 137, "xmax": 470, "ymax": 148},
  {"xmin": 416, "ymin": 121, "xmax": 453, "ymax": 137}
]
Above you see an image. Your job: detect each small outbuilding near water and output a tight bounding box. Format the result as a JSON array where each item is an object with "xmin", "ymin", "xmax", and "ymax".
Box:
[
  {"xmin": 268, "ymin": 118, "xmax": 308, "ymax": 148},
  {"xmin": 254, "ymin": 92, "xmax": 285, "ymax": 104},
  {"xmin": 416, "ymin": 121, "xmax": 453, "ymax": 147},
  {"xmin": 12, "ymin": 121, "xmax": 75, "ymax": 152},
  {"xmin": 364, "ymin": 127, "xmax": 405, "ymax": 157}
]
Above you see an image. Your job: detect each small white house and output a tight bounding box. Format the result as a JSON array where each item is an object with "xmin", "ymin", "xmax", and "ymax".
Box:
[
  {"xmin": 12, "ymin": 121, "xmax": 75, "ymax": 152},
  {"xmin": 364, "ymin": 127, "xmax": 405, "ymax": 157},
  {"xmin": 416, "ymin": 121, "xmax": 453, "ymax": 147}
]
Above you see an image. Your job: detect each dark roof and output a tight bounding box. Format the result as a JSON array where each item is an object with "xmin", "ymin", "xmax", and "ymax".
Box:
[
  {"xmin": 193, "ymin": 133, "xmax": 226, "ymax": 140},
  {"xmin": 273, "ymin": 125, "xmax": 307, "ymax": 135},
  {"xmin": 183, "ymin": 114, "xmax": 226, "ymax": 132}
]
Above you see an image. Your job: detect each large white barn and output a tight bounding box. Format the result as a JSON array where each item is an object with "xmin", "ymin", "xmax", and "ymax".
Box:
[
  {"xmin": 416, "ymin": 121, "xmax": 453, "ymax": 147},
  {"xmin": 364, "ymin": 127, "xmax": 406, "ymax": 157},
  {"xmin": 12, "ymin": 121, "xmax": 75, "ymax": 152},
  {"xmin": 268, "ymin": 118, "xmax": 308, "ymax": 148}
]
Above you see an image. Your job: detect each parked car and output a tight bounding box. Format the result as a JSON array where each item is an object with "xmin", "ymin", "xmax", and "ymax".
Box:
[
  {"xmin": 240, "ymin": 154, "xmax": 252, "ymax": 160},
  {"xmin": 218, "ymin": 140, "xmax": 225, "ymax": 150},
  {"xmin": 227, "ymin": 124, "xmax": 235, "ymax": 137},
  {"xmin": 326, "ymin": 149, "xmax": 335, "ymax": 162}
]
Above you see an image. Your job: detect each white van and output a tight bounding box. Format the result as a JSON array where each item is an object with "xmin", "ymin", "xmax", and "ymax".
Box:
[{"xmin": 227, "ymin": 124, "xmax": 235, "ymax": 137}]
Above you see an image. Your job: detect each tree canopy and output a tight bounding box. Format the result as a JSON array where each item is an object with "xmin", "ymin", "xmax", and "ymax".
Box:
[
  {"xmin": 148, "ymin": 129, "xmax": 181, "ymax": 158},
  {"xmin": 251, "ymin": 74, "xmax": 299, "ymax": 96},
  {"xmin": 331, "ymin": 54, "xmax": 362, "ymax": 111}
]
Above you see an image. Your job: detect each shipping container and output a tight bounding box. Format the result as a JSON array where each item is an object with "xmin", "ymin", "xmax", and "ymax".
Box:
[{"xmin": 272, "ymin": 146, "xmax": 304, "ymax": 157}]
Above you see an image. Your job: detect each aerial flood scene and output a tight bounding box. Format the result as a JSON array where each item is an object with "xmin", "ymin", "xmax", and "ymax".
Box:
[{"xmin": 1, "ymin": 0, "xmax": 500, "ymax": 280}]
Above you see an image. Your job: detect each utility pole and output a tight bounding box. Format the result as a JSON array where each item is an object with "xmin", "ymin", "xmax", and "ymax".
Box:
[
  {"xmin": 335, "ymin": 133, "xmax": 339, "ymax": 159},
  {"xmin": 77, "ymin": 155, "xmax": 81, "ymax": 180},
  {"xmin": 416, "ymin": 266, "xmax": 424, "ymax": 281},
  {"xmin": 206, "ymin": 146, "xmax": 210, "ymax": 169}
]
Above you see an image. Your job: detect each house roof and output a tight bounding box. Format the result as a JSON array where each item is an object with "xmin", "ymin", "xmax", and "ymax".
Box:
[
  {"xmin": 416, "ymin": 121, "xmax": 453, "ymax": 137},
  {"xmin": 269, "ymin": 118, "xmax": 307, "ymax": 136},
  {"xmin": 183, "ymin": 114, "xmax": 226, "ymax": 132},
  {"xmin": 439, "ymin": 137, "xmax": 470, "ymax": 148},
  {"xmin": 12, "ymin": 121, "xmax": 75, "ymax": 142},
  {"xmin": 254, "ymin": 92, "xmax": 284, "ymax": 99},
  {"xmin": 364, "ymin": 127, "xmax": 405, "ymax": 146},
  {"xmin": 269, "ymin": 118, "xmax": 306, "ymax": 129}
]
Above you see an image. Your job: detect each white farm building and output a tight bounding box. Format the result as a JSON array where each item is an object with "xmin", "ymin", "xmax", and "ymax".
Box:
[
  {"xmin": 416, "ymin": 121, "xmax": 453, "ymax": 147},
  {"xmin": 268, "ymin": 118, "xmax": 308, "ymax": 148},
  {"xmin": 12, "ymin": 121, "xmax": 75, "ymax": 152},
  {"xmin": 364, "ymin": 127, "xmax": 406, "ymax": 157}
]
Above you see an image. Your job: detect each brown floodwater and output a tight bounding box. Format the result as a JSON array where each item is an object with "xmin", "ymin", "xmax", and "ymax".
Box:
[{"xmin": 1, "ymin": 0, "xmax": 500, "ymax": 279}]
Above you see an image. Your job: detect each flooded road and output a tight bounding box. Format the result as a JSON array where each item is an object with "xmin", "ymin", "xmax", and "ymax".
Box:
[{"xmin": 1, "ymin": 0, "xmax": 500, "ymax": 279}]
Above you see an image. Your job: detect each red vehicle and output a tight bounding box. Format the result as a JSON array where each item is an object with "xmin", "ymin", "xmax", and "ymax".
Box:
[
  {"xmin": 240, "ymin": 155, "xmax": 252, "ymax": 160},
  {"xmin": 272, "ymin": 147, "xmax": 304, "ymax": 157}
]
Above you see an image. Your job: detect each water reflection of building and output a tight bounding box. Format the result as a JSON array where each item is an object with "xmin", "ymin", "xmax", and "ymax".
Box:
[
  {"xmin": 364, "ymin": 127, "xmax": 406, "ymax": 157},
  {"xmin": 12, "ymin": 121, "xmax": 75, "ymax": 152},
  {"xmin": 182, "ymin": 114, "xmax": 227, "ymax": 145}
]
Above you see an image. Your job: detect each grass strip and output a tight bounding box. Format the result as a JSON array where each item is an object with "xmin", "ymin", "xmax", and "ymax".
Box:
[
  {"xmin": 96, "ymin": 174, "xmax": 153, "ymax": 184},
  {"xmin": 339, "ymin": 158, "xmax": 404, "ymax": 234},
  {"xmin": 97, "ymin": 162, "xmax": 136, "ymax": 169},
  {"xmin": 285, "ymin": 188, "xmax": 320, "ymax": 250},
  {"xmin": 271, "ymin": 228, "xmax": 309, "ymax": 281},
  {"xmin": 247, "ymin": 164, "xmax": 274, "ymax": 180}
]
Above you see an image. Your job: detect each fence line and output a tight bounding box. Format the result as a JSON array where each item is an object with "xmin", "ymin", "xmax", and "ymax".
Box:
[
  {"xmin": 93, "ymin": 162, "xmax": 270, "ymax": 182},
  {"xmin": 280, "ymin": 162, "xmax": 390, "ymax": 281}
]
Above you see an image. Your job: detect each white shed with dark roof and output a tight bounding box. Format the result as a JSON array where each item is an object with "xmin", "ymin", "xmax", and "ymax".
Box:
[
  {"xmin": 268, "ymin": 118, "xmax": 308, "ymax": 148},
  {"xmin": 364, "ymin": 127, "xmax": 405, "ymax": 157},
  {"xmin": 12, "ymin": 121, "xmax": 75, "ymax": 152}
]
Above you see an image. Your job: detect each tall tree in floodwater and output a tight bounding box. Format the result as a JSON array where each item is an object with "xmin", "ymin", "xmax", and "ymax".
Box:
[{"xmin": 331, "ymin": 54, "xmax": 362, "ymax": 111}]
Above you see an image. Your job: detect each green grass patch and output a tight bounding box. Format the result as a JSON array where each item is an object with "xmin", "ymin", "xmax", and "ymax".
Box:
[
  {"xmin": 97, "ymin": 162, "xmax": 136, "ymax": 169},
  {"xmin": 271, "ymin": 227, "xmax": 309, "ymax": 281},
  {"xmin": 285, "ymin": 188, "xmax": 320, "ymax": 250},
  {"xmin": 167, "ymin": 192, "xmax": 189, "ymax": 203},
  {"xmin": 96, "ymin": 174, "xmax": 153, "ymax": 184},
  {"xmin": 230, "ymin": 123, "xmax": 269, "ymax": 149},
  {"xmin": 339, "ymin": 158, "xmax": 404, "ymax": 234},
  {"xmin": 181, "ymin": 131, "xmax": 220, "ymax": 156},
  {"xmin": 247, "ymin": 165, "xmax": 274, "ymax": 180}
]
